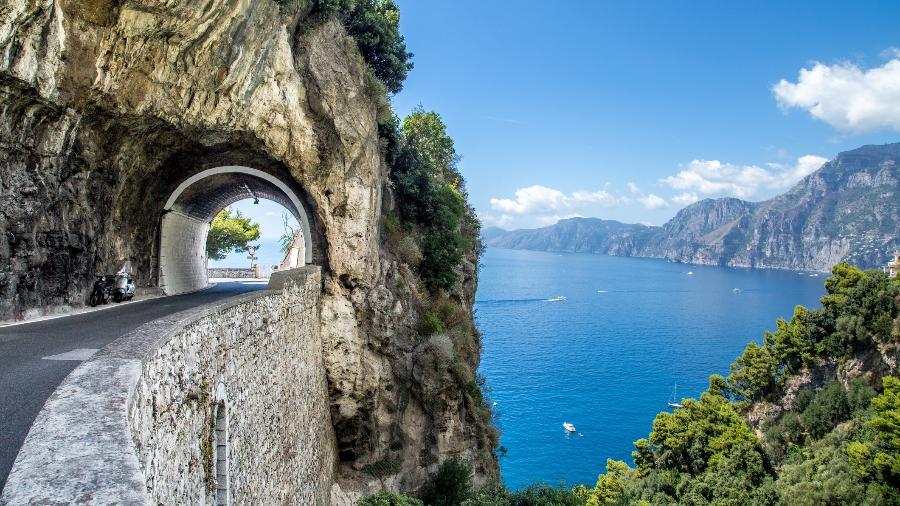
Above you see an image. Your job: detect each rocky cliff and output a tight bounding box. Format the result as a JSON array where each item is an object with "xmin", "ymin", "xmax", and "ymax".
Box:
[
  {"xmin": 0, "ymin": 0, "xmax": 495, "ymax": 499},
  {"xmin": 486, "ymin": 143, "xmax": 900, "ymax": 271}
]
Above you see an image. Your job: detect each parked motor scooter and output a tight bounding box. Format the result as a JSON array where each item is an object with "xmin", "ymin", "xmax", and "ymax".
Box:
[
  {"xmin": 112, "ymin": 272, "xmax": 135, "ymax": 302},
  {"xmin": 88, "ymin": 275, "xmax": 112, "ymax": 307}
]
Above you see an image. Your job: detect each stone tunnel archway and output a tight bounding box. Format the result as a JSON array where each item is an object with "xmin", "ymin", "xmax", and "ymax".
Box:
[{"xmin": 158, "ymin": 166, "xmax": 315, "ymax": 295}]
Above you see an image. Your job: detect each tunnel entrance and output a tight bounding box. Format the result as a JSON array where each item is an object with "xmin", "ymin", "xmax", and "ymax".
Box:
[{"xmin": 158, "ymin": 166, "xmax": 314, "ymax": 295}]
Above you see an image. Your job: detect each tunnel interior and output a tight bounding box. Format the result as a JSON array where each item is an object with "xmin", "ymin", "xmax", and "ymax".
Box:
[{"xmin": 158, "ymin": 166, "xmax": 315, "ymax": 295}]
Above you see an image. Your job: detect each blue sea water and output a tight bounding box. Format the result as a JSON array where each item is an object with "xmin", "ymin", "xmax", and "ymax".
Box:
[
  {"xmin": 208, "ymin": 237, "xmax": 285, "ymax": 269},
  {"xmin": 475, "ymin": 248, "xmax": 826, "ymax": 490}
]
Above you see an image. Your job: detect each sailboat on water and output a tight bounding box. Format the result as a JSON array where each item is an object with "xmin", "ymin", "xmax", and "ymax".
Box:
[{"xmin": 667, "ymin": 383, "xmax": 684, "ymax": 409}]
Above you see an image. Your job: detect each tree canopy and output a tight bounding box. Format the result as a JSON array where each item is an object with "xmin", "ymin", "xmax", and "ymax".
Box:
[{"xmin": 205, "ymin": 209, "xmax": 260, "ymax": 261}]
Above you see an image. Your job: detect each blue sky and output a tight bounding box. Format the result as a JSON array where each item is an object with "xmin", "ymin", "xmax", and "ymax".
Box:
[{"xmin": 389, "ymin": 0, "xmax": 900, "ymax": 229}]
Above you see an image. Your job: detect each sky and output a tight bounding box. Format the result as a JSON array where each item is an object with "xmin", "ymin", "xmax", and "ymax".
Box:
[{"xmin": 388, "ymin": 0, "xmax": 900, "ymax": 229}]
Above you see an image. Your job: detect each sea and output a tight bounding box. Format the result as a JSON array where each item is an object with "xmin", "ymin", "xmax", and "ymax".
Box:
[
  {"xmin": 208, "ymin": 237, "xmax": 285, "ymax": 270},
  {"xmin": 475, "ymin": 247, "xmax": 826, "ymax": 490}
]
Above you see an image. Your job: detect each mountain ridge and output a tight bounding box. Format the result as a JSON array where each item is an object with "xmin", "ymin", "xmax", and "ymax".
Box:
[{"xmin": 484, "ymin": 143, "xmax": 900, "ymax": 271}]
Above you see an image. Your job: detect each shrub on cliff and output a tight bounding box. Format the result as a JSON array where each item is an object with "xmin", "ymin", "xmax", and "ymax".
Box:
[
  {"xmin": 381, "ymin": 108, "xmax": 477, "ymax": 292},
  {"xmin": 358, "ymin": 492, "xmax": 424, "ymax": 506},
  {"xmin": 420, "ymin": 458, "xmax": 474, "ymax": 506},
  {"xmin": 308, "ymin": 0, "xmax": 413, "ymax": 93}
]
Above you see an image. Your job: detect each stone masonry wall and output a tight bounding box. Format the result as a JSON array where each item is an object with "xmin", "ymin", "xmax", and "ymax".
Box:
[
  {"xmin": 129, "ymin": 266, "xmax": 334, "ymax": 504},
  {"xmin": 207, "ymin": 267, "xmax": 260, "ymax": 279},
  {"xmin": 159, "ymin": 211, "xmax": 210, "ymax": 295}
]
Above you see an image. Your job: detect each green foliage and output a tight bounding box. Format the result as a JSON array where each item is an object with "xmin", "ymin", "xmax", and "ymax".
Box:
[
  {"xmin": 774, "ymin": 432, "xmax": 871, "ymax": 506},
  {"xmin": 417, "ymin": 306, "xmax": 446, "ymax": 338},
  {"xmin": 727, "ymin": 340, "xmax": 778, "ymax": 401},
  {"xmin": 309, "ymin": 0, "xmax": 413, "ymax": 93},
  {"xmin": 848, "ymin": 376, "xmax": 877, "ymax": 414},
  {"xmin": 382, "ymin": 108, "xmax": 476, "ymax": 291},
  {"xmin": 362, "ymin": 454, "xmax": 403, "ymax": 480},
  {"xmin": 770, "ymin": 305, "xmax": 815, "ymax": 374},
  {"xmin": 592, "ymin": 459, "xmax": 633, "ymax": 505},
  {"xmin": 461, "ymin": 484, "xmax": 587, "ymax": 506},
  {"xmin": 648, "ymin": 392, "xmax": 762, "ymax": 478},
  {"xmin": 420, "ymin": 458, "xmax": 473, "ymax": 506},
  {"xmin": 205, "ymin": 208, "xmax": 261, "ymax": 261},
  {"xmin": 358, "ymin": 492, "xmax": 424, "ymax": 506},
  {"xmin": 870, "ymin": 376, "xmax": 900, "ymax": 484},
  {"xmin": 801, "ymin": 381, "xmax": 850, "ymax": 439}
]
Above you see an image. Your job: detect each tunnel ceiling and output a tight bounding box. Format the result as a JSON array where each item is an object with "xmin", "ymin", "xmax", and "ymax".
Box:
[{"xmin": 168, "ymin": 173, "xmax": 300, "ymax": 222}]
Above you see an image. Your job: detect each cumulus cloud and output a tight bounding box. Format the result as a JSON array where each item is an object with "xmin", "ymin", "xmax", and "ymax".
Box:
[
  {"xmin": 660, "ymin": 155, "xmax": 828, "ymax": 200},
  {"xmin": 773, "ymin": 53, "xmax": 900, "ymax": 132},
  {"xmin": 672, "ymin": 192, "xmax": 699, "ymax": 205},
  {"xmin": 627, "ymin": 182, "xmax": 641, "ymax": 194},
  {"xmin": 638, "ymin": 193, "xmax": 668, "ymax": 209},
  {"xmin": 486, "ymin": 184, "xmax": 631, "ymax": 228}
]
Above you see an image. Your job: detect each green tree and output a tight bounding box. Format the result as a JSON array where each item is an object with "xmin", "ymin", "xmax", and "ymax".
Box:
[
  {"xmin": 420, "ymin": 458, "xmax": 473, "ymax": 506},
  {"xmin": 648, "ymin": 392, "xmax": 762, "ymax": 478},
  {"xmin": 383, "ymin": 108, "xmax": 473, "ymax": 291},
  {"xmin": 801, "ymin": 381, "xmax": 850, "ymax": 439},
  {"xmin": 205, "ymin": 209, "xmax": 260, "ymax": 261},
  {"xmin": 770, "ymin": 306, "xmax": 814, "ymax": 374},
  {"xmin": 593, "ymin": 459, "xmax": 633, "ymax": 505},
  {"xmin": 870, "ymin": 376, "xmax": 900, "ymax": 483},
  {"xmin": 727, "ymin": 341, "xmax": 779, "ymax": 401}
]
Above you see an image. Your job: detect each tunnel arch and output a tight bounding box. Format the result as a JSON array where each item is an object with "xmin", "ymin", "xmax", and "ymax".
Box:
[{"xmin": 158, "ymin": 166, "xmax": 315, "ymax": 295}]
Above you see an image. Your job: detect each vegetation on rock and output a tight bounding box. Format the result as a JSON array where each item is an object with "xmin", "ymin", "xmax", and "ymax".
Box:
[
  {"xmin": 297, "ymin": 0, "xmax": 413, "ymax": 93},
  {"xmin": 381, "ymin": 106, "xmax": 479, "ymax": 292},
  {"xmin": 205, "ymin": 209, "xmax": 261, "ymax": 261}
]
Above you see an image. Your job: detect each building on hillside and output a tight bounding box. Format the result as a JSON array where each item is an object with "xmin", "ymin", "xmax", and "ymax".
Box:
[{"xmin": 885, "ymin": 251, "xmax": 900, "ymax": 278}]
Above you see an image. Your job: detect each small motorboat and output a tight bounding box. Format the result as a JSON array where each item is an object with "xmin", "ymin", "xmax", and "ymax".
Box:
[
  {"xmin": 563, "ymin": 422, "xmax": 576, "ymax": 432},
  {"xmin": 687, "ymin": 271, "xmax": 694, "ymax": 275},
  {"xmin": 547, "ymin": 295, "xmax": 567, "ymax": 302},
  {"xmin": 733, "ymin": 288, "xmax": 741, "ymax": 294}
]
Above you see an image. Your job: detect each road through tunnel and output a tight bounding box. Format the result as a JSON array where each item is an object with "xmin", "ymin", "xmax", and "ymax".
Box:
[{"xmin": 158, "ymin": 165, "xmax": 319, "ymax": 295}]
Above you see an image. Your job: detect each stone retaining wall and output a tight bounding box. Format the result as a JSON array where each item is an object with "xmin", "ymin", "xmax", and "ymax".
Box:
[
  {"xmin": 0, "ymin": 266, "xmax": 335, "ymax": 505},
  {"xmin": 207, "ymin": 267, "xmax": 261, "ymax": 278}
]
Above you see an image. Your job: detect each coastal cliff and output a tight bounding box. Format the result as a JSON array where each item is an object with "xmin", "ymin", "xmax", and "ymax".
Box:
[
  {"xmin": 0, "ymin": 0, "xmax": 496, "ymax": 499},
  {"xmin": 485, "ymin": 143, "xmax": 900, "ymax": 272}
]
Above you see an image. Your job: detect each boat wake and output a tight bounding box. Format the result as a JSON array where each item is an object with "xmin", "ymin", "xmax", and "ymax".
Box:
[{"xmin": 476, "ymin": 298, "xmax": 552, "ymax": 305}]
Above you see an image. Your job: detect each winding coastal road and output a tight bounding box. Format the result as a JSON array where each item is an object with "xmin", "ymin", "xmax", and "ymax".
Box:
[{"xmin": 0, "ymin": 281, "xmax": 266, "ymax": 491}]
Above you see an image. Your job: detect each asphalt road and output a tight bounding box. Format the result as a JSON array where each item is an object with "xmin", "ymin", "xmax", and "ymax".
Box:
[{"xmin": 0, "ymin": 281, "xmax": 266, "ymax": 491}]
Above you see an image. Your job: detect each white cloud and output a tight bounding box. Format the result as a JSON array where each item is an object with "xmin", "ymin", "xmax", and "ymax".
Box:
[
  {"xmin": 660, "ymin": 155, "xmax": 828, "ymax": 200},
  {"xmin": 773, "ymin": 53, "xmax": 900, "ymax": 132},
  {"xmin": 672, "ymin": 192, "xmax": 699, "ymax": 205},
  {"xmin": 627, "ymin": 182, "xmax": 641, "ymax": 194},
  {"xmin": 489, "ymin": 184, "xmax": 630, "ymax": 216},
  {"xmin": 489, "ymin": 185, "xmax": 569, "ymax": 214},
  {"xmin": 487, "ymin": 184, "xmax": 631, "ymax": 229},
  {"xmin": 638, "ymin": 193, "xmax": 668, "ymax": 209}
]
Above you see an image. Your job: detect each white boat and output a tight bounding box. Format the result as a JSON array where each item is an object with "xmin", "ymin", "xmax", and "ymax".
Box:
[
  {"xmin": 733, "ymin": 288, "xmax": 741, "ymax": 294},
  {"xmin": 687, "ymin": 271, "xmax": 694, "ymax": 275},
  {"xmin": 547, "ymin": 295, "xmax": 567, "ymax": 302},
  {"xmin": 667, "ymin": 383, "xmax": 684, "ymax": 409},
  {"xmin": 563, "ymin": 422, "xmax": 576, "ymax": 432}
]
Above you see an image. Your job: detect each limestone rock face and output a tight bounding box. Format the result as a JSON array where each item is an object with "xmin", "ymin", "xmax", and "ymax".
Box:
[{"xmin": 0, "ymin": 0, "xmax": 495, "ymax": 495}]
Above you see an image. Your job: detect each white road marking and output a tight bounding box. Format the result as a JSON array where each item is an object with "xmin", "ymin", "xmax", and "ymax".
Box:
[{"xmin": 42, "ymin": 348, "xmax": 99, "ymax": 361}]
